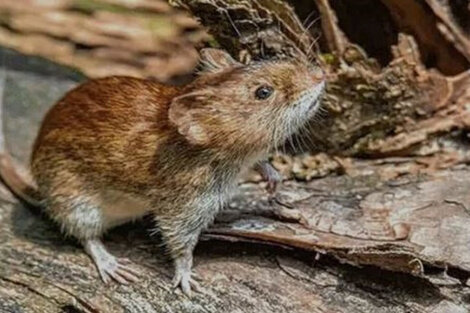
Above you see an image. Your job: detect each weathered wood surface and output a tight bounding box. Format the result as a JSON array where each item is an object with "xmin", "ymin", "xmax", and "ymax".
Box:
[
  {"xmin": 0, "ymin": 0, "xmax": 206, "ymax": 81},
  {"xmin": 1, "ymin": 48, "xmax": 470, "ymax": 313}
]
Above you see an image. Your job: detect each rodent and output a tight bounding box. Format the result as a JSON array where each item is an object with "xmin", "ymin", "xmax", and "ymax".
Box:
[{"xmin": 0, "ymin": 48, "xmax": 325, "ymax": 296}]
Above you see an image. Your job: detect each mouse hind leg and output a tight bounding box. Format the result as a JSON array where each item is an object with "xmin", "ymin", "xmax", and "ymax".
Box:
[
  {"xmin": 157, "ymin": 215, "xmax": 206, "ymax": 297},
  {"xmin": 44, "ymin": 189, "xmax": 140, "ymax": 284}
]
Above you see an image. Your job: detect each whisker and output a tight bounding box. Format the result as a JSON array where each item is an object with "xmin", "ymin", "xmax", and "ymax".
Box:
[
  {"xmin": 301, "ymin": 123, "xmax": 318, "ymax": 150},
  {"xmin": 298, "ymin": 124, "xmax": 311, "ymax": 152},
  {"xmin": 300, "ymin": 16, "xmax": 321, "ymax": 58},
  {"xmin": 225, "ymin": 10, "xmax": 242, "ymax": 38},
  {"xmin": 307, "ymin": 33, "xmax": 322, "ymax": 61},
  {"xmin": 302, "ymin": 11, "xmax": 317, "ymax": 28}
]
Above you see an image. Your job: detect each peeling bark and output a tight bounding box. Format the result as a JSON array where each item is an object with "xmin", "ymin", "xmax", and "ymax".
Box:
[
  {"xmin": 381, "ymin": 0, "xmax": 469, "ymax": 74},
  {"xmin": 0, "ymin": 0, "xmax": 206, "ymax": 81}
]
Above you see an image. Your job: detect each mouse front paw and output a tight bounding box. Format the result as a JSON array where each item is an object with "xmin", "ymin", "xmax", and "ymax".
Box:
[
  {"xmin": 255, "ymin": 160, "xmax": 282, "ymax": 195},
  {"xmin": 266, "ymin": 171, "xmax": 282, "ymax": 196}
]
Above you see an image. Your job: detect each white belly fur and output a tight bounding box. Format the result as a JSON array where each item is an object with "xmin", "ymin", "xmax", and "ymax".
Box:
[{"xmin": 97, "ymin": 189, "xmax": 151, "ymax": 228}]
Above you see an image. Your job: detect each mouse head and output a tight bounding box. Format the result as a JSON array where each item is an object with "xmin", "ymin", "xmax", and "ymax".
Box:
[{"xmin": 169, "ymin": 48, "xmax": 325, "ymax": 155}]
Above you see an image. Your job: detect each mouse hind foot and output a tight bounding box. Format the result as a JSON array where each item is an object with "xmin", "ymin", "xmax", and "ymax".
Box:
[
  {"xmin": 172, "ymin": 251, "xmax": 204, "ymax": 297},
  {"xmin": 42, "ymin": 186, "xmax": 141, "ymax": 285},
  {"xmin": 83, "ymin": 239, "xmax": 140, "ymax": 284},
  {"xmin": 160, "ymin": 220, "xmax": 207, "ymax": 297}
]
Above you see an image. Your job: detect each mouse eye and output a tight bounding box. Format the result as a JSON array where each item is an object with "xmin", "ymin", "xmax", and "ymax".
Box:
[{"xmin": 255, "ymin": 85, "xmax": 274, "ymax": 100}]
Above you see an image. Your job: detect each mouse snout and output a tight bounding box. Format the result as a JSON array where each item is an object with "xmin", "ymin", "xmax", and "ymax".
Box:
[{"xmin": 309, "ymin": 67, "xmax": 325, "ymax": 84}]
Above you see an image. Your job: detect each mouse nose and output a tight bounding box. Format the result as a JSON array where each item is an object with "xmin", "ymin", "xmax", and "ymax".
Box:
[{"xmin": 310, "ymin": 67, "xmax": 325, "ymax": 84}]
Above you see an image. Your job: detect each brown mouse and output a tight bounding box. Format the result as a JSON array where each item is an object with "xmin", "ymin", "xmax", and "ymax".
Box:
[{"xmin": 0, "ymin": 48, "xmax": 325, "ymax": 296}]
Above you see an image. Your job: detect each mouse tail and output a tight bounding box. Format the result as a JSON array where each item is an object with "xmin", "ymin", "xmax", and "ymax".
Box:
[{"xmin": 0, "ymin": 67, "xmax": 43, "ymax": 208}]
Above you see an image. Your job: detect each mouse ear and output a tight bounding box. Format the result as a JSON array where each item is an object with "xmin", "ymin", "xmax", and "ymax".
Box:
[
  {"xmin": 169, "ymin": 92, "xmax": 210, "ymax": 146},
  {"xmin": 199, "ymin": 48, "xmax": 241, "ymax": 73}
]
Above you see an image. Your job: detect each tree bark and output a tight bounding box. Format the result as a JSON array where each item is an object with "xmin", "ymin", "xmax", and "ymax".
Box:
[{"xmin": 0, "ymin": 0, "xmax": 206, "ymax": 81}]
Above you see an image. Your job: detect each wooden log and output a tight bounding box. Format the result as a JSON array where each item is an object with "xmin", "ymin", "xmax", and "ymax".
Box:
[{"xmin": 0, "ymin": 0, "xmax": 206, "ymax": 81}]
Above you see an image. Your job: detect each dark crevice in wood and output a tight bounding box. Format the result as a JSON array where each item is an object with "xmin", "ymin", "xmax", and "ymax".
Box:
[
  {"xmin": 329, "ymin": 0, "xmax": 399, "ymax": 66},
  {"xmin": 449, "ymin": 0, "xmax": 470, "ymax": 33},
  {"xmin": 285, "ymin": 0, "xmax": 328, "ymax": 53}
]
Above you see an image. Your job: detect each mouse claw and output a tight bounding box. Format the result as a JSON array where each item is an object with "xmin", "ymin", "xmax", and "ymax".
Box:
[
  {"xmin": 98, "ymin": 268, "xmax": 111, "ymax": 285},
  {"xmin": 172, "ymin": 254, "xmax": 205, "ymax": 298},
  {"xmin": 100, "ymin": 258, "xmax": 140, "ymax": 285},
  {"xmin": 117, "ymin": 263, "xmax": 140, "ymax": 282},
  {"xmin": 266, "ymin": 173, "xmax": 282, "ymax": 196},
  {"xmin": 172, "ymin": 272, "xmax": 202, "ymax": 298},
  {"xmin": 191, "ymin": 272, "xmax": 203, "ymax": 282},
  {"xmin": 84, "ymin": 239, "xmax": 140, "ymax": 285},
  {"xmin": 255, "ymin": 161, "xmax": 282, "ymax": 194},
  {"xmin": 118, "ymin": 257, "xmax": 132, "ymax": 265},
  {"xmin": 266, "ymin": 178, "xmax": 279, "ymax": 195}
]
